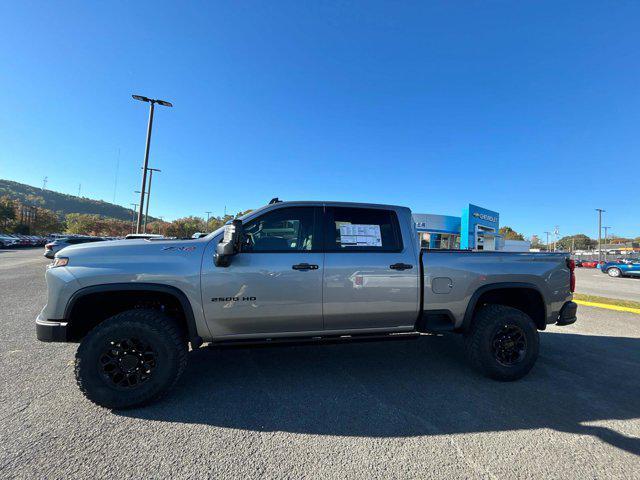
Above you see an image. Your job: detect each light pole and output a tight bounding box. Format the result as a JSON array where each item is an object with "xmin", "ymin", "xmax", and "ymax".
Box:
[
  {"xmin": 130, "ymin": 203, "xmax": 138, "ymax": 234},
  {"xmin": 596, "ymin": 208, "xmax": 605, "ymax": 262},
  {"xmin": 205, "ymin": 211, "xmax": 212, "ymax": 230},
  {"xmin": 544, "ymin": 231, "xmax": 551, "ymax": 252},
  {"xmin": 132, "ymin": 95, "xmax": 172, "ymax": 233},
  {"xmin": 144, "ymin": 168, "xmax": 161, "ymax": 233}
]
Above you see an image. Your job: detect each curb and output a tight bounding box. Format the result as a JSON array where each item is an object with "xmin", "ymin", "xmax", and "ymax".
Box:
[{"xmin": 574, "ymin": 299, "xmax": 640, "ymax": 315}]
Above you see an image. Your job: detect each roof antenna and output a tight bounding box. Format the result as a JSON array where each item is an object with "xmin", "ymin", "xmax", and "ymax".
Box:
[{"xmin": 269, "ymin": 197, "xmax": 281, "ymax": 204}]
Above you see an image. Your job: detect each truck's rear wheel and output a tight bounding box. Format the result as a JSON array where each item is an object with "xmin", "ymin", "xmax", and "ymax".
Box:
[
  {"xmin": 464, "ymin": 304, "xmax": 539, "ymax": 381},
  {"xmin": 75, "ymin": 309, "xmax": 188, "ymax": 409}
]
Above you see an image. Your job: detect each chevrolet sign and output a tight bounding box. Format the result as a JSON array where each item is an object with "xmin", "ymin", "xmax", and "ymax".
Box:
[{"xmin": 472, "ymin": 212, "xmax": 498, "ymax": 223}]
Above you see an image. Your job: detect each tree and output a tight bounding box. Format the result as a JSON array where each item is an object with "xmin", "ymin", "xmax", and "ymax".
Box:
[
  {"xmin": 31, "ymin": 207, "xmax": 64, "ymax": 234},
  {"xmin": 165, "ymin": 216, "xmax": 206, "ymax": 238},
  {"xmin": 0, "ymin": 196, "xmax": 16, "ymax": 228},
  {"xmin": 146, "ymin": 220, "xmax": 171, "ymax": 236},
  {"xmin": 530, "ymin": 234, "xmax": 545, "ymax": 250},
  {"xmin": 556, "ymin": 234, "xmax": 596, "ymax": 251},
  {"xmin": 607, "ymin": 236, "xmax": 632, "ymax": 245},
  {"xmin": 498, "ymin": 226, "xmax": 524, "ymax": 241},
  {"xmin": 65, "ymin": 213, "xmax": 130, "ymax": 236}
]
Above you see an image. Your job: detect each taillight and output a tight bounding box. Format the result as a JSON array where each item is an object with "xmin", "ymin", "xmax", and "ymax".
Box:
[
  {"xmin": 45, "ymin": 243, "xmax": 54, "ymax": 249},
  {"xmin": 567, "ymin": 258, "xmax": 575, "ymax": 292}
]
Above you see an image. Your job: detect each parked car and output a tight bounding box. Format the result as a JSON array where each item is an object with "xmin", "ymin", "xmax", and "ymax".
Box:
[
  {"xmin": 600, "ymin": 259, "xmax": 640, "ymax": 278},
  {"xmin": 37, "ymin": 199, "xmax": 576, "ymax": 408},
  {"xmin": 44, "ymin": 237, "xmax": 105, "ymax": 259},
  {"xmin": 580, "ymin": 260, "xmax": 597, "ymax": 268},
  {"xmin": 0, "ymin": 234, "xmax": 20, "ymax": 248}
]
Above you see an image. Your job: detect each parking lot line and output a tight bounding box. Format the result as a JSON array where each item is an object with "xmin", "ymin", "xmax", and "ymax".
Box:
[{"xmin": 575, "ymin": 299, "xmax": 640, "ymax": 315}]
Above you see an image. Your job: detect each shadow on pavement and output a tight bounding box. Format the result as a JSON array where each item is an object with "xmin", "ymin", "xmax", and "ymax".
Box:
[{"xmin": 119, "ymin": 330, "xmax": 640, "ymax": 456}]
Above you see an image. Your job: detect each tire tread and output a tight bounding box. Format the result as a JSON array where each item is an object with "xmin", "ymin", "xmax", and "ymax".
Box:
[{"xmin": 75, "ymin": 309, "xmax": 187, "ymax": 409}]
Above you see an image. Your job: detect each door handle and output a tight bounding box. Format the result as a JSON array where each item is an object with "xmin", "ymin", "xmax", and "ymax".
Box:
[
  {"xmin": 390, "ymin": 263, "xmax": 413, "ymax": 271},
  {"xmin": 292, "ymin": 263, "xmax": 319, "ymax": 271}
]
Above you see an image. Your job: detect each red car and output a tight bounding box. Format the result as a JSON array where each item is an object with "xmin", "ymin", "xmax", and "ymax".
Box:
[{"xmin": 581, "ymin": 260, "xmax": 603, "ymax": 268}]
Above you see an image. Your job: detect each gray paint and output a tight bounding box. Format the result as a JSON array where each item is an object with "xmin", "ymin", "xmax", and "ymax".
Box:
[{"xmin": 38, "ymin": 201, "xmax": 573, "ymax": 341}]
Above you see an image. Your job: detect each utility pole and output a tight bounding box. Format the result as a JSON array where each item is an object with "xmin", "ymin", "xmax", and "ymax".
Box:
[
  {"xmin": 42, "ymin": 176, "xmax": 48, "ymax": 190},
  {"xmin": 205, "ymin": 211, "xmax": 212, "ymax": 229},
  {"xmin": 78, "ymin": 184, "xmax": 81, "ymax": 197},
  {"xmin": 602, "ymin": 226, "xmax": 611, "ymax": 258},
  {"xmin": 143, "ymin": 168, "xmax": 161, "ymax": 233},
  {"xmin": 130, "ymin": 203, "xmax": 138, "ymax": 234},
  {"xmin": 596, "ymin": 208, "xmax": 605, "ymax": 262},
  {"xmin": 132, "ymin": 95, "xmax": 172, "ymax": 234},
  {"xmin": 544, "ymin": 231, "xmax": 551, "ymax": 252},
  {"xmin": 553, "ymin": 226, "xmax": 559, "ymax": 252}
]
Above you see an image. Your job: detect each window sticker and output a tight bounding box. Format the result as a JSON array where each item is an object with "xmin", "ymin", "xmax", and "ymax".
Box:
[{"xmin": 339, "ymin": 224, "xmax": 382, "ymax": 247}]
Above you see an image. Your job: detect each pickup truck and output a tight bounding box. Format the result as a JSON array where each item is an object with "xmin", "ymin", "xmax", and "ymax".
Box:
[{"xmin": 37, "ymin": 200, "xmax": 578, "ymax": 409}]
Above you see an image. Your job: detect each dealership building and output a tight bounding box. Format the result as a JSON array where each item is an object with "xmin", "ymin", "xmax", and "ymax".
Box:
[{"xmin": 413, "ymin": 204, "xmax": 522, "ymax": 251}]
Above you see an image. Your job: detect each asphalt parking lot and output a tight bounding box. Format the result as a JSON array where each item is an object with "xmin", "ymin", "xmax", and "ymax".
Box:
[
  {"xmin": 1, "ymin": 248, "xmax": 639, "ymax": 479},
  {"xmin": 575, "ymin": 267, "xmax": 640, "ymax": 301}
]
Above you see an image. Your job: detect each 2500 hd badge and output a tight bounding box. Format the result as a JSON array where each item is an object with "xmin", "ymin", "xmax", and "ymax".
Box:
[{"xmin": 211, "ymin": 296, "xmax": 257, "ymax": 302}]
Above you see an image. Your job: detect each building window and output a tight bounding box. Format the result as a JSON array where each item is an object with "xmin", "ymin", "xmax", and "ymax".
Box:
[{"xmin": 419, "ymin": 232, "xmax": 460, "ymax": 250}]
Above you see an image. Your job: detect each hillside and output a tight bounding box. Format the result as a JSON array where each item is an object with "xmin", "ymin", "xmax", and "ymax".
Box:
[{"xmin": 0, "ymin": 179, "xmax": 149, "ymax": 221}]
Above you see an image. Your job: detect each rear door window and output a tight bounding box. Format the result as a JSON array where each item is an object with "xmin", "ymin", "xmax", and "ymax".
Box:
[{"xmin": 325, "ymin": 207, "xmax": 402, "ymax": 252}]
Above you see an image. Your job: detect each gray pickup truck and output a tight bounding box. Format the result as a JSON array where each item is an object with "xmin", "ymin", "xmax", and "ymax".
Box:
[{"xmin": 37, "ymin": 200, "xmax": 577, "ymax": 408}]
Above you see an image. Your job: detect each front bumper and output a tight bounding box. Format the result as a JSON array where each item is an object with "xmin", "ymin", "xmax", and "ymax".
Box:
[
  {"xmin": 556, "ymin": 301, "xmax": 578, "ymax": 326},
  {"xmin": 36, "ymin": 314, "xmax": 68, "ymax": 342}
]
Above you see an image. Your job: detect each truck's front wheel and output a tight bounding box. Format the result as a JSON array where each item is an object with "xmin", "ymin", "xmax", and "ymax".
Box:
[
  {"xmin": 464, "ymin": 304, "xmax": 539, "ymax": 381},
  {"xmin": 75, "ymin": 309, "xmax": 188, "ymax": 409}
]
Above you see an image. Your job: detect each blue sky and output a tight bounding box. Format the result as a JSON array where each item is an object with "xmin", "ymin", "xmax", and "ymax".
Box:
[{"xmin": 1, "ymin": 1, "xmax": 639, "ymax": 239}]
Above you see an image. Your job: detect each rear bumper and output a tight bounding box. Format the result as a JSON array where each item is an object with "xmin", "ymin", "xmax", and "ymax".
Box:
[
  {"xmin": 556, "ymin": 301, "xmax": 578, "ymax": 326},
  {"xmin": 36, "ymin": 315, "xmax": 68, "ymax": 342}
]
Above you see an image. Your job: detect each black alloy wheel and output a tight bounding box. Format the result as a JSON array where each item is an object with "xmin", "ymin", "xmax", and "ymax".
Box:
[
  {"xmin": 491, "ymin": 324, "xmax": 527, "ymax": 366},
  {"xmin": 98, "ymin": 337, "xmax": 158, "ymax": 389}
]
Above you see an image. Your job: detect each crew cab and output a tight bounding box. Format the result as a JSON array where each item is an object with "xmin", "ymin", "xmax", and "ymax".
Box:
[{"xmin": 37, "ymin": 200, "xmax": 577, "ymax": 408}]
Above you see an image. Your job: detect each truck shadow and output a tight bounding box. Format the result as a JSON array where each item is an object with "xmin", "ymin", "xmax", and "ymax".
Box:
[{"xmin": 118, "ymin": 329, "xmax": 640, "ymax": 456}]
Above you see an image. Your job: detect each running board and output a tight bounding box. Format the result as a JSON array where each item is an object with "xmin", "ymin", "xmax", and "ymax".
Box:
[{"xmin": 207, "ymin": 331, "xmax": 421, "ymax": 349}]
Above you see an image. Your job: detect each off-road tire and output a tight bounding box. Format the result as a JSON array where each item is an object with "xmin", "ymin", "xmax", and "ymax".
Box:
[
  {"xmin": 75, "ymin": 309, "xmax": 188, "ymax": 409},
  {"xmin": 464, "ymin": 304, "xmax": 539, "ymax": 381}
]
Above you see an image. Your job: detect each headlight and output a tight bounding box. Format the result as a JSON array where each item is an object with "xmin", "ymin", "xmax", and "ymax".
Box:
[{"xmin": 51, "ymin": 257, "xmax": 69, "ymax": 268}]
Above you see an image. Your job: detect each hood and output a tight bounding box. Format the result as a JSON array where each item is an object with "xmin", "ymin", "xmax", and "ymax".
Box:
[{"xmin": 56, "ymin": 237, "xmax": 211, "ymax": 259}]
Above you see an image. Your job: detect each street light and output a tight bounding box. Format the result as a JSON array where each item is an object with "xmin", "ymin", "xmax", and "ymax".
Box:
[
  {"xmin": 132, "ymin": 94, "xmax": 173, "ymax": 233},
  {"xmin": 544, "ymin": 231, "xmax": 551, "ymax": 252}
]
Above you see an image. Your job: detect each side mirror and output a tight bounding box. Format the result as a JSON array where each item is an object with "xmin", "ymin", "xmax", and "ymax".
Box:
[{"xmin": 214, "ymin": 219, "xmax": 242, "ymax": 267}]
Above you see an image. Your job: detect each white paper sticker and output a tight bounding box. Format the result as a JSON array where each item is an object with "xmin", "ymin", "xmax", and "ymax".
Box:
[{"xmin": 339, "ymin": 224, "xmax": 382, "ymax": 247}]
